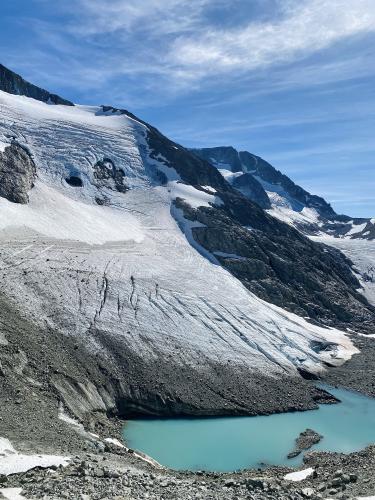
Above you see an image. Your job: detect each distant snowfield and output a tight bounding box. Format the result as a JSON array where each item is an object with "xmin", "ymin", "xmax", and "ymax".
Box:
[{"xmin": 0, "ymin": 91, "xmax": 360, "ymax": 379}]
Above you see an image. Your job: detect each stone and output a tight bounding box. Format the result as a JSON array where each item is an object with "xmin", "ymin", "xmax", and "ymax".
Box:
[
  {"xmin": 245, "ymin": 477, "xmax": 264, "ymax": 489},
  {"xmin": 331, "ymin": 477, "xmax": 343, "ymax": 487},
  {"xmin": 0, "ymin": 143, "xmax": 36, "ymax": 204},
  {"xmin": 302, "ymin": 487, "xmax": 315, "ymax": 497},
  {"xmin": 288, "ymin": 429, "xmax": 323, "ymax": 459}
]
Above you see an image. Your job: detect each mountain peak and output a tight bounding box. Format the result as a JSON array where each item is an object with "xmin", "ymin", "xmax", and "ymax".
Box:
[{"xmin": 0, "ymin": 63, "xmax": 74, "ymax": 106}]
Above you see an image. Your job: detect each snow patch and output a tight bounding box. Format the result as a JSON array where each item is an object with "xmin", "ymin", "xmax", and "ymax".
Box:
[
  {"xmin": 358, "ymin": 333, "xmax": 375, "ymax": 339},
  {"xmin": 58, "ymin": 405, "xmax": 84, "ymax": 431},
  {"xmin": 169, "ymin": 182, "xmax": 223, "ymax": 209},
  {"xmin": 218, "ymin": 168, "xmax": 243, "ymax": 183},
  {"xmin": 0, "ymin": 438, "xmax": 16, "ymax": 456},
  {"xmin": 104, "ymin": 438, "xmax": 125, "ymax": 449},
  {"xmin": 0, "ymin": 437, "xmax": 69, "ymax": 476},
  {"xmin": 284, "ymin": 468, "xmax": 314, "ymax": 481},
  {"xmin": 267, "ymin": 205, "xmax": 321, "ymax": 229},
  {"xmin": 148, "ymin": 153, "xmax": 181, "ymax": 182},
  {"xmin": 0, "ymin": 488, "xmax": 26, "ymax": 500},
  {"xmin": 201, "ymin": 185, "xmax": 217, "ymax": 193},
  {"xmin": 171, "ymin": 205, "xmax": 220, "ymax": 266},
  {"xmin": 0, "ymin": 140, "xmax": 10, "ymax": 153},
  {"xmin": 347, "ymin": 222, "xmax": 367, "ymax": 236}
]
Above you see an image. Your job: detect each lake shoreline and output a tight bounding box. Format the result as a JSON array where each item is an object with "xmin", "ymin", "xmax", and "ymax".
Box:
[{"xmin": 122, "ymin": 385, "xmax": 375, "ymax": 472}]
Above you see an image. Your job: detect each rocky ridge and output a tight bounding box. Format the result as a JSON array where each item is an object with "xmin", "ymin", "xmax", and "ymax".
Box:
[
  {"xmin": 191, "ymin": 146, "xmax": 374, "ymax": 240},
  {"xmin": 0, "ymin": 64, "xmax": 73, "ymax": 106}
]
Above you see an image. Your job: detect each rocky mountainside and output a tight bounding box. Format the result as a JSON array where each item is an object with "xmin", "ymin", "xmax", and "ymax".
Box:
[
  {"xmin": 191, "ymin": 146, "xmax": 374, "ymax": 240},
  {"xmin": 0, "ymin": 64, "xmax": 374, "ymax": 438}
]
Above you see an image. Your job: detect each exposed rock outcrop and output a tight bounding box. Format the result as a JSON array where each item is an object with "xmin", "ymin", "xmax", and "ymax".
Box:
[
  {"xmin": 232, "ymin": 172, "xmax": 271, "ymax": 209},
  {"xmin": 0, "ymin": 143, "xmax": 36, "ymax": 203},
  {"xmin": 93, "ymin": 158, "xmax": 128, "ymax": 193},
  {"xmin": 287, "ymin": 429, "xmax": 323, "ymax": 459}
]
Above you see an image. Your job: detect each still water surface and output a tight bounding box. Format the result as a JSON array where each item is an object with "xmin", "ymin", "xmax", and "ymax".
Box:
[{"xmin": 123, "ymin": 387, "xmax": 375, "ymax": 472}]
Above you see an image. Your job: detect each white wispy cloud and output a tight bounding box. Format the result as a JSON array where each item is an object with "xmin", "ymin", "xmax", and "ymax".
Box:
[
  {"xmin": 167, "ymin": 0, "xmax": 375, "ymax": 78},
  {"xmin": 66, "ymin": 0, "xmax": 213, "ymax": 37},
  {"xmin": 61, "ymin": 0, "xmax": 375, "ymax": 84},
  {"xmin": 9, "ymin": 0, "xmax": 375, "ymax": 105}
]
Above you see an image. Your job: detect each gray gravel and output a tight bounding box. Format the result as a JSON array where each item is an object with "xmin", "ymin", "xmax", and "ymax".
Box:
[{"xmin": 3, "ymin": 445, "xmax": 375, "ymax": 499}]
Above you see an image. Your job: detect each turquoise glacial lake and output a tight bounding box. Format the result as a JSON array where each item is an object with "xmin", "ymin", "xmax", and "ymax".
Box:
[{"xmin": 123, "ymin": 387, "xmax": 375, "ymax": 472}]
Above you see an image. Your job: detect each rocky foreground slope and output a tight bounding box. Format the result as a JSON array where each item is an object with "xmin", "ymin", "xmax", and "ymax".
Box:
[{"xmin": 2, "ymin": 442, "xmax": 375, "ymax": 499}]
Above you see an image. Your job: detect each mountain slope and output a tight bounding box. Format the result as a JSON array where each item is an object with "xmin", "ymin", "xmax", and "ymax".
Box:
[
  {"xmin": 0, "ymin": 64, "xmax": 73, "ymax": 106},
  {"xmin": 191, "ymin": 146, "xmax": 374, "ymax": 240},
  {"xmin": 0, "ymin": 67, "xmax": 373, "ymax": 426}
]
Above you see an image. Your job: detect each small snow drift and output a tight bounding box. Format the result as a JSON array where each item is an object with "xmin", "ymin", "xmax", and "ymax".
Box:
[
  {"xmin": 284, "ymin": 468, "xmax": 315, "ymax": 482},
  {"xmin": 0, "ymin": 437, "xmax": 69, "ymax": 475}
]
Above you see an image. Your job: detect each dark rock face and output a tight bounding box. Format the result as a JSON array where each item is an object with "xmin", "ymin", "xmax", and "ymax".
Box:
[
  {"xmin": 192, "ymin": 146, "xmax": 338, "ymax": 219},
  {"xmin": 239, "ymin": 151, "xmax": 338, "ymax": 219},
  {"xmin": 232, "ymin": 172, "xmax": 271, "ymax": 209},
  {"xmin": 0, "ymin": 64, "xmax": 74, "ymax": 106},
  {"xmin": 0, "ymin": 143, "xmax": 36, "ymax": 203},
  {"xmin": 93, "ymin": 158, "xmax": 128, "ymax": 193},
  {"xmin": 191, "ymin": 146, "xmax": 243, "ymax": 172},
  {"xmin": 287, "ymin": 428, "xmax": 323, "ymax": 459}
]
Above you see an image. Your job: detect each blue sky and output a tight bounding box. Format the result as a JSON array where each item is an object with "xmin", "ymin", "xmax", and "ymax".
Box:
[{"xmin": 1, "ymin": 0, "xmax": 375, "ymax": 217}]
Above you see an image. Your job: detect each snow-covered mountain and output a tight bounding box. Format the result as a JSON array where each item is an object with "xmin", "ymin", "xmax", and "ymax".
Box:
[
  {"xmin": 0, "ymin": 65, "xmax": 374, "ymax": 424},
  {"xmin": 191, "ymin": 146, "xmax": 374, "ymax": 240}
]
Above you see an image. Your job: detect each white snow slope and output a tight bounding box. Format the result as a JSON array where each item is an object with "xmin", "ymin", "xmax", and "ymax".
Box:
[{"xmin": 0, "ymin": 91, "xmax": 358, "ymax": 395}]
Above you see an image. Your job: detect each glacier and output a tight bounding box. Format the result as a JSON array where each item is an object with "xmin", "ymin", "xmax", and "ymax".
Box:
[{"xmin": 0, "ymin": 89, "xmax": 364, "ymax": 420}]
